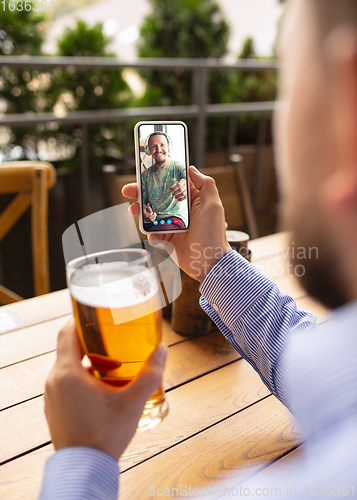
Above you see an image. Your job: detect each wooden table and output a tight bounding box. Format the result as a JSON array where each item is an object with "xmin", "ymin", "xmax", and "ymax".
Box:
[{"xmin": 0, "ymin": 232, "xmax": 330, "ymax": 499}]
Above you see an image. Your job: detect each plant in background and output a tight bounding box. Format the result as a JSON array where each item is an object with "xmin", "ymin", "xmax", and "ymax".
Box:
[
  {"xmin": 44, "ymin": 20, "xmax": 133, "ymax": 170},
  {"xmin": 231, "ymin": 38, "xmax": 277, "ymax": 103},
  {"xmin": 0, "ymin": 5, "xmax": 46, "ymax": 161},
  {"xmin": 137, "ymin": 0, "xmax": 231, "ymax": 155},
  {"xmin": 137, "ymin": 1, "xmax": 277, "ymax": 154},
  {"xmin": 229, "ymin": 37, "xmax": 277, "ymax": 145},
  {"xmin": 1, "ymin": 17, "xmax": 132, "ymax": 170},
  {"xmin": 137, "ymin": 0, "xmax": 230, "ymax": 107}
]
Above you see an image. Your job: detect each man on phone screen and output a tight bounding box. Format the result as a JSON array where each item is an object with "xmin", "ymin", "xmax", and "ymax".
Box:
[{"xmin": 141, "ymin": 132, "xmax": 188, "ymax": 231}]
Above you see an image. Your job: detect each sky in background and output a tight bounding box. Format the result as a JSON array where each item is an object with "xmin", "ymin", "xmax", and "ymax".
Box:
[{"xmin": 43, "ymin": 0, "xmax": 285, "ymax": 59}]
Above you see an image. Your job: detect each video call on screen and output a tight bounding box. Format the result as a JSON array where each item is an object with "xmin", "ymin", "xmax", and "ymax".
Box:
[{"xmin": 139, "ymin": 123, "xmax": 189, "ymax": 232}]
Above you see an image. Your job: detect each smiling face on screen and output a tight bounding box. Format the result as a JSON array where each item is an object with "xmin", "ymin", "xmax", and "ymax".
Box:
[{"xmin": 148, "ymin": 134, "xmax": 170, "ymax": 168}]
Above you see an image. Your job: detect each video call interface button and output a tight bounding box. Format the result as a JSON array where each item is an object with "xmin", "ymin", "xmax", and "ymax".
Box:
[
  {"xmin": 160, "ymin": 220, "xmax": 165, "ymax": 225},
  {"xmin": 167, "ymin": 219, "xmax": 172, "ymax": 224},
  {"xmin": 173, "ymin": 219, "xmax": 179, "ymax": 225},
  {"xmin": 153, "ymin": 220, "xmax": 159, "ymax": 225}
]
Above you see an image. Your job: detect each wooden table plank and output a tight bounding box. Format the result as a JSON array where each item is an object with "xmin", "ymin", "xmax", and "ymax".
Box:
[
  {"xmin": 0, "ymin": 296, "xmax": 328, "ymax": 412},
  {"xmin": 0, "ymin": 289, "xmax": 71, "ymax": 332},
  {"xmin": 0, "ymin": 272, "xmax": 308, "ymax": 371},
  {"xmin": 119, "ymin": 396, "xmax": 301, "ymax": 498},
  {"xmin": 0, "ymin": 232, "xmax": 299, "ymax": 335},
  {"xmin": 0, "ymin": 238, "xmax": 304, "ymax": 346},
  {"xmin": 0, "ymin": 232, "xmax": 323, "ymax": 500},
  {"xmin": 0, "ymin": 359, "xmax": 269, "ymax": 467},
  {"xmin": 0, "ymin": 396, "xmax": 298, "ymax": 500},
  {"xmin": 0, "ymin": 315, "xmax": 71, "ymax": 369},
  {"xmin": 0, "ymin": 352, "xmax": 55, "ymax": 411},
  {"xmin": 162, "ymin": 318, "xmax": 185, "ymax": 345},
  {"xmin": 253, "ymin": 253, "xmax": 291, "ymax": 280},
  {"xmin": 0, "ymin": 396, "xmax": 50, "ymax": 464},
  {"xmin": 0, "ymin": 276, "xmax": 306, "ymax": 376},
  {"xmin": 272, "ymin": 273, "xmax": 306, "ymax": 301},
  {"xmin": 0, "ymin": 281, "xmax": 313, "ymax": 375},
  {"xmin": 249, "ymin": 232, "xmax": 290, "ymax": 262},
  {"xmin": 120, "ymin": 359, "xmax": 270, "ymax": 472},
  {"xmin": 0, "ymin": 445, "xmax": 55, "ymax": 500},
  {"xmin": 250, "ymin": 446, "xmax": 303, "ymax": 479},
  {"xmin": 164, "ymin": 329, "xmax": 240, "ymax": 389},
  {"xmin": 0, "ymin": 329, "xmax": 238, "ymax": 412},
  {"xmin": 0, "ymin": 316, "xmax": 184, "ymax": 372}
]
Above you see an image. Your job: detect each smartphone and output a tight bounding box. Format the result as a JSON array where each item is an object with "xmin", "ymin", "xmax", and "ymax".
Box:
[{"xmin": 134, "ymin": 121, "xmax": 190, "ymax": 235}]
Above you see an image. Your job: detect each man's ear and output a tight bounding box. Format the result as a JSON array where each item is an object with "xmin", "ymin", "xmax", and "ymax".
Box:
[{"xmin": 321, "ymin": 26, "xmax": 357, "ymax": 212}]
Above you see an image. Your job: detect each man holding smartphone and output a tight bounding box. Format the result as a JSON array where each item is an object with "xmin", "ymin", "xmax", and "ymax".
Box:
[{"xmin": 142, "ymin": 132, "xmax": 188, "ymax": 231}]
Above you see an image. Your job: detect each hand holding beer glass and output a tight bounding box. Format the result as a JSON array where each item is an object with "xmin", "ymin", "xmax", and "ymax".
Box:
[{"xmin": 66, "ymin": 248, "xmax": 169, "ymax": 431}]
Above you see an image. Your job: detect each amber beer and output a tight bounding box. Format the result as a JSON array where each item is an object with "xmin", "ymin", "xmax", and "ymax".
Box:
[{"xmin": 67, "ymin": 249, "xmax": 169, "ymax": 431}]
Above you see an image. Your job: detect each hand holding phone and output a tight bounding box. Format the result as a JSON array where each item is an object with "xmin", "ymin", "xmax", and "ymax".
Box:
[{"xmin": 122, "ymin": 166, "xmax": 232, "ymax": 282}]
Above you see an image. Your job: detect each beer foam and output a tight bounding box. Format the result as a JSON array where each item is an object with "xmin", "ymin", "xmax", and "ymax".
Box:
[{"xmin": 70, "ymin": 262, "xmax": 158, "ymax": 309}]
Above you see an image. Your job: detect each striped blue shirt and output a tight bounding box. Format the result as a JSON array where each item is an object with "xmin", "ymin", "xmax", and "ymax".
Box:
[
  {"xmin": 199, "ymin": 250, "xmax": 317, "ymax": 408},
  {"xmin": 199, "ymin": 251, "xmax": 357, "ymax": 498},
  {"xmin": 39, "ymin": 250, "xmax": 357, "ymax": 498},
  {"xmin": 38, "ymin": 447, "xmax": 119, "ymax": 500}
]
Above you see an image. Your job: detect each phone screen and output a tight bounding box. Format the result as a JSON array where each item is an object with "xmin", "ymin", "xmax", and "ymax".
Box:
[{"xmin": 136, "ymin": 122, "xmax": 190, "ymax": 233}]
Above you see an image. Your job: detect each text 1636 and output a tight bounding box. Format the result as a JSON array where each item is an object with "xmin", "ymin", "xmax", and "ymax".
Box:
[{"xmin": 1, "ymin": 0, "xmax": 53, "ymax": 11}]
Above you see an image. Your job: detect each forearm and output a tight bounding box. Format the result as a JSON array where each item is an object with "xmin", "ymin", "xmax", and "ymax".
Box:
[
  {"xmin": 199, "ymin": 251, "xmax": 316, "ymax": 407},
  {"xmin": 141, "ymin": 174, "xmax": 148, "ymax": 207},
  {"xmin": 38, "ymin": 448, "xmax": 119, "ymax": 500}
]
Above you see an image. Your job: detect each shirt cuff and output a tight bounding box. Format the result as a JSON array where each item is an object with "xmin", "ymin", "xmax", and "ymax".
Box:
[
  {"xmin": 38, "ymin": 447, "xmax": 119, "ymax": 500},
  {"xmin": 199, "ymin": 250, "xmax": 275, "ymax": 328}
]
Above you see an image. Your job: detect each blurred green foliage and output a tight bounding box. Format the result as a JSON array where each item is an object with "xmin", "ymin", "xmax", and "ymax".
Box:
[
  {"xmin": 52, "ymin": 21, "xmax": 131, "ymax": 112},
  {"xmin": 1, "ymin": 17, "xmax": 132, "ymax": 169},
  {"xmin": 137, "ymin": 1, "xmax": 277, "ymax": 150},
  {"xmin": 230, "ymin": 38, "xmax": 277, "ymax": 146},
  {"xmin": 0, "ymin": 3, "xmax": 278, "ymax": 169},
  {"xmin": 139, "ymin": 0, "xmax": 229, "ymax": 59},
  {"xmin": 138, "ymin": 0, "xmax": 230, "ymax": 111},
  {"xmin": 0, "ymin": 5, "xmax": 44, "ymax": 56},
  {"xmin": 137, "ymin": 0, "xmax": 231, "ymax": 152},
  {"xmin": 0, "ymin": 5, "xmax": 46, "ymax": 158},
  {"xmin": 43, "ymin": 20, "xmax": 132, "ymax": 170},
  {"xmin": 233, "ymin": 38, "xmax": 277, "ymax": 102}
]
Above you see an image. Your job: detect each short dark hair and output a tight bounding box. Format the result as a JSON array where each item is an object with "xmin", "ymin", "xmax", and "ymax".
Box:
[{"xmin": 148, "ymin": 132, "xmax": 169, "ymax": 147}]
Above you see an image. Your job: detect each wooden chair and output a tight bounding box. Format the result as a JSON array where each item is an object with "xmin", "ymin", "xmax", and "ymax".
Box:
[
  {"xmin": 102, "ymin": 165, "xmax": 146, "ymax": 241},
  {"xmin": 0, "ymin": 161, "xmax": 56, "ymax": 304},
  {"xmin": 202, "ymin": 156, "xmax": 259, "ymax": 238}
]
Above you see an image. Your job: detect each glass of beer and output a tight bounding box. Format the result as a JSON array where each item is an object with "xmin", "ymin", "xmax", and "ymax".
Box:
[{"xmin": 66, "ymin": 248, "xmax": 169, "ymax": 431}]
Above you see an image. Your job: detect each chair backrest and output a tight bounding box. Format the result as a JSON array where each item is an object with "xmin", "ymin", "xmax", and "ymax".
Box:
[
  {"xmin": 202, "ymin": 164, "xmax": 259, "ymax": 238},
  {"xmin": 103, "ymin": 167, "xmax": 146, "ymax": 241},
  {"xmin": 0, "ymin": 161, "xmax": 56, "ymax": 304},
  {"xmin": 201, "ymin": 166, "xmax": 245, "ymax": 230}
]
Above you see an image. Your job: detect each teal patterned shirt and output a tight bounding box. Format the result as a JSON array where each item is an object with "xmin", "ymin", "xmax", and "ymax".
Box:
[{"xmin": 141, "ymin": 160, "xmax": 188, "ymax": 226}]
